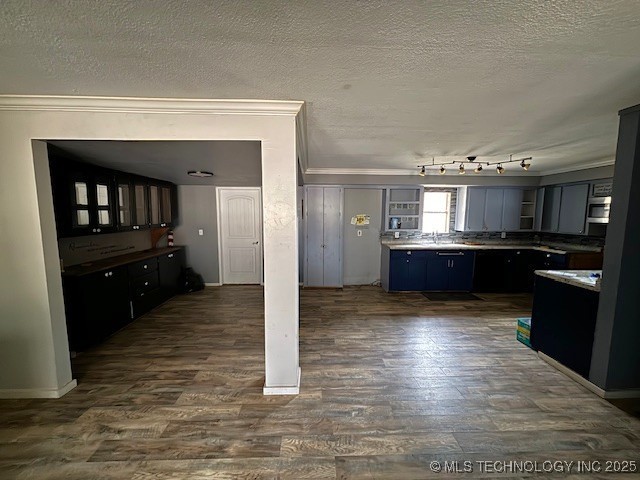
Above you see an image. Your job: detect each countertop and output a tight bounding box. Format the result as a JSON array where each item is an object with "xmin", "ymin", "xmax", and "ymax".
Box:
[
  {"xmin": 62, "ymin": 246, "xmax": 184, "ymax": 277},
  {"xmin": 380, "ymin": 241, "xmax": 601, "ymax": 255},
  {"xmin": 535, "ymin": 269, "xmax": 602, "ymax": 292}
]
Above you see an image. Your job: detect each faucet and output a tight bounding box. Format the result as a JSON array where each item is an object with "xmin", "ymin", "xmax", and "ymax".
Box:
[{"xmin": 433, "ymin": 231, "xmax": 438, "ymax": 244}]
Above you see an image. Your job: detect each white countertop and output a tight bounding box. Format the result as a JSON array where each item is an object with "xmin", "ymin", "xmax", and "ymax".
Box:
[{"xmin": 535, "ymin": 270, "xmax": 602, "ymax": 292}]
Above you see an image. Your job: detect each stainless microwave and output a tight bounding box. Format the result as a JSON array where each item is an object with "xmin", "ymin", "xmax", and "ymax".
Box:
[{"xmin": 586, "ymin": 196, "xmax": 611, "ymax": 224}]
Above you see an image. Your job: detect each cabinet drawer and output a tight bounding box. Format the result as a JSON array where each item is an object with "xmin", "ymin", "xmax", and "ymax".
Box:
[
  {"xmin": 128, "ymin": 258, "xmax": 158, "ymax": 277},
  {"xmin": 131, "ymin": 271, "xmax": 159, "ymax": 297}
]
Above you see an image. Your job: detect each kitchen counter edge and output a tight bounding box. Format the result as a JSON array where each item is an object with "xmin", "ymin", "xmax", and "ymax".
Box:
[{"xmin": 62, "ymin": 246, "xmax": 185, "ymax": 277}]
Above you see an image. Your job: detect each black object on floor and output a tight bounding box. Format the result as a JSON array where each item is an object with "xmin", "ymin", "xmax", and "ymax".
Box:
[{"xmin": 422, "ymin": 292, "xmax": 483, "ymax": 301}]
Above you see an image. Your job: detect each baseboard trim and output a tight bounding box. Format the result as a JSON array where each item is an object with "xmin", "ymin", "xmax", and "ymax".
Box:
[
  {"xmin": 538, "ymin": 352, "xmax": 640, "ymax": 399},
  {"xmin": 0, "ymin": 379, "xmax": 77, "ymax": 399},
  {"xmin": 263, "ymin": 368, "xmax": 301, "ymax": 395},
  {"xmin": 204, "ymin": 283, "xmax": 221, "ymax": 287}
]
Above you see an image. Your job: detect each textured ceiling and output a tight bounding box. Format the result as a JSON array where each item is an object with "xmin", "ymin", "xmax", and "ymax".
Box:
[
  {"xmin": 48, "ymin": 141, "xmax": 262, "ymax": 186},
  {"xmin": 3, "ymin": 1, "xmax": 640, "ymax": 176}
]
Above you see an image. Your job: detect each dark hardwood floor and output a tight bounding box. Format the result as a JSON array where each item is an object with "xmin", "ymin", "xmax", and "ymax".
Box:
[{"xmin": 1, "ymin": 286, "xmax": 639, "ymax": 479}]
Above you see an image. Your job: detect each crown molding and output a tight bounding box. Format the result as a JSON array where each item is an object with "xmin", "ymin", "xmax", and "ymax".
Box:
[
  {"xmin": 539, "ymin": 159, "xmax": 615, "ymax": 176},
  {"xmin": 0, "ymin": 95, "xmax": 304, "ymax": 116},
  {"xmin": 305, "ymin": 168, "xmax": 417, "ymax": 176},
  {"xmin": 306, "ymin": 159, "xmax": 616, "ymax": 178}
]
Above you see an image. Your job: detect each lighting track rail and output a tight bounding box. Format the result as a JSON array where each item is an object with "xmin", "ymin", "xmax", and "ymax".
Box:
[{"xmin": 418, "ymin": 155, "xmax": 532, "ymax": 175}]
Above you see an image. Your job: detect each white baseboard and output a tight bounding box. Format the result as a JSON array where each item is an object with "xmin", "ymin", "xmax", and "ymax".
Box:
[
  {"xmin": 204, "ymin": 282, "xmax": 221, "ymax": 287},
  {"xmin": 538, "ymin": 352, "xmax": 640, "ymax": 399},
  {"xmin": 263, "ymin": 368, "xmax": 301, "ymax": 395},
  {"xmin": 0, "ymin": 379, "xmax": 77, "ymax": 399}
]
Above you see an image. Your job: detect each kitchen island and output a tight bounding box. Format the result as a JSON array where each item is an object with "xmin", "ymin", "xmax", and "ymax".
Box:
[{"xmin": 530, "ymin": 270, "xmax": 602, "ymax": 379}]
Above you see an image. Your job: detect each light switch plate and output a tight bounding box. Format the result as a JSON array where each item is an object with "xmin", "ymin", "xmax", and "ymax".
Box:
[
  {"xmin": 198, "ymin": 229, "xmax": 204, "ymax": 236},
  {"xmin": 394, "ymin": 232, "xmax": 400, "ymax": 239},
  {"xmin": 501, "ymin": 231, "xmax": 506, "ymax": 239},
  {"xmin": 357, "ymin": 230, "xmax": 363, "ymax": 237}
]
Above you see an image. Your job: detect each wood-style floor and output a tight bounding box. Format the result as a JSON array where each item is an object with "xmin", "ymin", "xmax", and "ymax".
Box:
[{"xmin": 1, "ymin": 286, "xmax": 639, "ymax": 479}]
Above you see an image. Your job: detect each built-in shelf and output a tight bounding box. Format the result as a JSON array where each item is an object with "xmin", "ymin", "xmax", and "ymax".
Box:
[
  {"xmin": 519, "ymin": 189, "xmax": 537, "ymax": 230},
  {"xmin": 383, "ymin": 188, "xmax": 424, "ymax": 232}
]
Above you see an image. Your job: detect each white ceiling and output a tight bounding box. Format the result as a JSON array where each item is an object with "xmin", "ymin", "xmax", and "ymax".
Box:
[
  {"xmin": 3, "ymin": 1, "xmax": 640, "ymax": 176},
  {"xmin": 48, "ymin": 141, "xmax": 262, "ymax": 186}
]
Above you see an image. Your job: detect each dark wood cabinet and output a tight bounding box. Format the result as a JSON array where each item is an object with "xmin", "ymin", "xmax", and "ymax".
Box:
[
  {"xmin": 49, "ymin": 146, "xmax": 177, "ymax": 237},
  {"xmin": 63, "ymin": 247, "xmax": 186, "ymax": 351},
  {"xmin": 158, "ymin": 249, "xmax": 186, "ymax": 299},
  {"xmin": 50, "ymin": 156, "xmax": 118, "ymax": 237},
  {"xmin": 148, "ymin": 180, "xmax": 176, "ymax": 228},
  {"xmin": 63, "ymin": 266, "xmax": 130, "ymax": 351}
]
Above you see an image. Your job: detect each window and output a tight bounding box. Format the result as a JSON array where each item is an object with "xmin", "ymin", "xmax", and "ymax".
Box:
[{"xmin": 422, "ymin": 191, "xmax": 451, "ymax": 233}]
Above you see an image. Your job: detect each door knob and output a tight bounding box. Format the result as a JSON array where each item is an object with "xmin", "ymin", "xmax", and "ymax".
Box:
[{"xmin": 253, "ymin": 241, "xmax": 259, "ymax": 245}]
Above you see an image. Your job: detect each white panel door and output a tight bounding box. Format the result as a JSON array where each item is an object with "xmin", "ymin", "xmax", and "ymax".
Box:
[{"xmin": 218, "ymin": 188, "xmax": 262, "ymax": 284}]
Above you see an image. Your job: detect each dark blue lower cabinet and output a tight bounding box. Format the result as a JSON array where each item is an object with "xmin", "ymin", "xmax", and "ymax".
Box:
[
  {"xmin": 389, "ymin": 250, "xmax": 427, "ymax": 291},
  {"xmin": 426, "ymin": 251, "xmax": 475, "ymax": 291},
  {"xmin": 425, "ymin": 254, "xmax": 449, "ymax": 290}
]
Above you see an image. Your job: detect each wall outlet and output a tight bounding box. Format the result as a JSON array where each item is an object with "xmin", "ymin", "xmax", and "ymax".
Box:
[
  {"xmin": 357, "ymin": 229, "xmax": 363, "ymax": 237},
  {"xmin": 501, "ymin": 231, "xmax": 506, "ymax": 239},
  {"xmin": 198, "ymin": 229, "xmax": 204, "ymax": 236},
  {"xmin": 394, "ymin": 232, "xmax": 400, "ymax": 239}
]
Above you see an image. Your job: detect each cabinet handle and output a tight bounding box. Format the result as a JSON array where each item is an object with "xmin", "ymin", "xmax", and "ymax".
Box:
[
  {"xmin": 451, "ymin": 260, "xmax": 454, "ymax": 268},
  {"xmin": 92, "ymin": 228, "xmax": 97, "ymax": 233},
  {"xmin": 168, "ymin": 254, "xmax": 173, "ymax": 258},
  {"xmin": 130, "ymin": 301, "xmax": 134, "ymax": 319},
  {"xmin": 252, "ymin": 241, "xmax": 259, "ymax": 245},
  {"xmin": 436, "ymin": 252, "xmax": 464, "ymax": 256},
  {"xmin": 144, "ymin": 265, "xmax": 148, "ymax": 269},
  {"xmin": 104, "ymin": 272, "xmax": 109, "ymax": 277},
  {"xmin": 144, "ymin": 281, "xmax": 149, "ymax": 286},
  {"xmin": 97, "ymin": 228, "xmax": 101, "ymax": 233}
]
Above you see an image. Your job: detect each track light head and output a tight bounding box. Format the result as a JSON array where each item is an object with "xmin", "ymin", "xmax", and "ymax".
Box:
[
  {"xmin": 496, "ymin": 164, "xmax": 505, "ymax": 174},
  {"xmin": 520, "ymin": 159, "xmax": 530, "ymax": 171},
  {"xmin": 474, "ymin": 164, "xmax": 483, "ymax": 173},
  {"xmin": 458, "ymin": 164, "xmax": 465, "ymax": 174},
  {"xmin": 439, "ymin": 166, "xmax": 446, "ymax": 175},
  {"xmin": 419, "ymin": 165, "xmax": 426, "ymax": 176}
]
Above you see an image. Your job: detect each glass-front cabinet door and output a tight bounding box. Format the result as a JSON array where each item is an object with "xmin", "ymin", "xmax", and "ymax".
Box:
[
  {"xmin": 116, "ymin": 178, "xmax": 133, "ymax": 230},
  {"xmin": 72, "ymin": 178, "xmax": 91, "ymax": 229},
  {"xmin": 132, "ymin": 180, "xmax": 149, "ymax": 229},
  {"xmin": 94, "ymin": 177, "xmax": 114, "ymax": 231},
  {"xmin": 149, "ymin": 184, "xmax": 161, "ymax": 227},
  {"xmin": 160, "ymin": 186, "xmax": 172, "ymax": 226}
]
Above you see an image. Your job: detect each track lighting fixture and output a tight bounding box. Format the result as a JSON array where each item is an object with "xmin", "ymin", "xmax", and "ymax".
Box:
[{"xmin": 417, "ymin": 155, "xmax": 531, "ymax": 175}]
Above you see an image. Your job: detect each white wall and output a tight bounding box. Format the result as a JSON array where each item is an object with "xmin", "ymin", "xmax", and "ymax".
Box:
[
  {"xmin": 0, "ymin": 97, "xmax": 302, "ymax": 397},
  {"xmin": 343, "ymin": 189, "xmax": 383, "ymax": 285}
]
